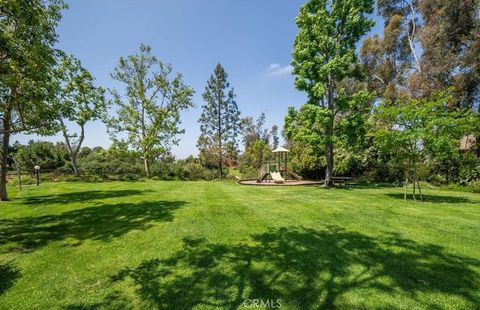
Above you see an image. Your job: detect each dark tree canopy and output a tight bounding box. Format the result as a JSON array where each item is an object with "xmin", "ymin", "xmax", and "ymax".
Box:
[{"xmin": 0, "ymin": 0, "xmax": 67, "ymax": 200}]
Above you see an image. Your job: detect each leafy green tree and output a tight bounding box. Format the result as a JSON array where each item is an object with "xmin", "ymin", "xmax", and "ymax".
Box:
[
  {"xmin": 239, "ymin": 113, "xmax": 280, "ymax": 173},
  {"xmin": 244, "ymin": 139, "xmax": 271, "ymax": 170},
  {"xmin": 286, "ymin": 140, "xmax": 326, "ymax": 180},
  {"xmin": 418, "ymin": 0, "xmax": 480, "ymax": 156},
  {"xmin": 197, "ymin": 136, "xmax": 220, "ymax": 171},
  {"xmin": 15, "ymin": 141, "xmax": 68, "ymax": 173},
  {"xmin": 0, "ymin": 0, "xmax": 67, "ymax": 200},
  {"xmin": 53, "ymin": 54, "xmax": 106, "ymax": 176},
  {"xmin": 362, "ymin": 0, "xmax": 480, "ymax": 181},
  {"xmin": 78, "ymin": 143, "xmax": 143, "ymax": 179},
  {"xmin": 373, "ymin": 92, "xmax": 475, "ymax": 200},
  {"xmin": 108, "ymin": 44, "xmax": 194, "ymax": 178},
  {"xmin": 290, "ymin": 0, "xmax": 375, "ymax": 186},
  {"xmin": 198, "ymin": 64, "xmax": 241, "ymax": 179}
]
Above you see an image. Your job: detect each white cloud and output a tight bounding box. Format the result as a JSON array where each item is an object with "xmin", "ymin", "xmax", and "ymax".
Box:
[{"xmin": 266, "ymin": 63, "xmax": 293, "ymax": 77}]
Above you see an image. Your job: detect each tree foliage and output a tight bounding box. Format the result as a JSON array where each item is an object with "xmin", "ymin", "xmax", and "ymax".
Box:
[
  {"xmin": 372, "ymin": 92, "xmax": 476, "ymax": 200},
  {"xmin": 0, "ymin": 0, "xmax": 66, "ymax": 200},
  {"xmin": 109, "ymin": 44, "xmax": 194, "ymax": 178},
  {"xmin": 244, "ymin": 139, "xmax": 271, "ymax": 170},
  {"xmin": 53, "ymin": 54, "xmax": 106, "ymax": 176},
  {"xmin": 15, "ymin": 140, "xmax": 68, "ymax": 173},
  {"xmin": 198, "ymin": 64, "xmax": 241, "ymax": 179},
  {"xmin": 290, "ymin": 0, "xmax": 375, "ymax": 185},
  {"xmin": 240, "ymin": 112, "xmax": 279, "ymax": 150},
  {"xmin": 419, "ymin": 0, "xmax": 480, "ymax": 109}
]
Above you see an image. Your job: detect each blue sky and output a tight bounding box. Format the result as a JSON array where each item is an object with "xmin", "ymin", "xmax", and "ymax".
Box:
[{"xmin": 16, "ymin": 0, "xmax": 383, "ymax": 158}]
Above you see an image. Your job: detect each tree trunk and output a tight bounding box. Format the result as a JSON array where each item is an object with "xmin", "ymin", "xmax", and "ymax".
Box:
[
  {"xmin": 413, "ymin": 160, "xmax": 422, "ymax": 201},
  {"xmin": 325, "ymin": 142, "xmax": 334, "ymax": 186},
  {"xmin": 325, "ymin": 77, "xmax": 335, "ymax": 187},
  {"xmin": 404, "ymin": 172, "xmax": 409, "ymax": 200},
  {"xmin": 218, "ymin": 107, "xmax": 223, "ymax": 180},
  {"xmin": 15, "ymin": 160, "xmax": 22, "ymax": 191},
  {"xmin": 71, "ymin": 155, "xmax": 79, "ymax": 176},
  {"xmin": 412, "ymin": 176, "xmax": 416, "ymax": 201},
  {"xmin": 143, "ymin": 156, "xmax": 150, "ymax": 178},
  {"xmin": 412, "ymin": 160, "xmax": 418, "ymax": 201},
  {"xmin": 407, "ymin": 1, "xmax": 421, "ymax": 75},
  {"xmin": 60, "ymin": 119, "xmax": 85, "ymax": 177},
  {"xmin": 0, "ymin": 107, "xmax": 12, "ymax": 201},
  {"xmin": 417, "ymin": 179, "xmax": 423, "ymax": 201},
  {"xmin": 219, "ymin": 143, "xmax": 222, "ymax": 180}
]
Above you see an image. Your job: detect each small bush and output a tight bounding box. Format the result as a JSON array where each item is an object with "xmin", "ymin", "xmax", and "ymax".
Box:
[
  {"xmin": 182, "ymin": 162, "xmax": 205, "ymax": 181},
  {"xmin": 427, "ymin": 174, "xmax": 446, "ymax": 186},
  {"xmin": 469, "ymin": 180, "xmax": 480, "ymax": 193},
  {"xmin": 239, "ymin": 164, "xmax": 257, "ymax": 179}
]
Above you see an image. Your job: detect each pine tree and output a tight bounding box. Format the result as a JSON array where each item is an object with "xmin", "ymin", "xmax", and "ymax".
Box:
[{"xmin": 198, "ymin": 64, "xmax": 241, "ymax": 179}]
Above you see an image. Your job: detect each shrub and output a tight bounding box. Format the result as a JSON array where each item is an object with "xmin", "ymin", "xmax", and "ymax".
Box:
[
  {"xmin": 459, "ymin": 161, "xmax": 480, "ymax": 184},
  {"xmin": 239, "ymin": 164, "xmax": 257, "ymax": 179},
  {"xmin": 183, "ymin": 162, "xmax": 205, "ymax": 181},
  {"xmin": 469, "ymin": 180, "xmax": 480, "ymax": 193}
]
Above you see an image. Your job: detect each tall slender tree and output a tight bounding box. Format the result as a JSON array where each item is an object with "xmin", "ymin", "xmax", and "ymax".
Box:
[
  {"xmin": 0, "ymin": 0, "xmax": 66, "ymax": 200},
  {"xmin": 109, "ymin": 44, "xmax": 194, "ymax": 178},
  {"xmin": 53, "ymin": 54, "xmax": 106, "ymax": 176},
  {"xmin": 289, "ymin": 0, "xmax": 375, "ymax": 186},
  {"xmin": 198, "ymin": 64, "xmax": 241, "ymax": 179}
]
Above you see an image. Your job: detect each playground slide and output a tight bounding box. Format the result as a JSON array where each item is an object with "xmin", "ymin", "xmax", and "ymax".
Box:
[
  {"xmin": 271, "ymin": 172, "xmax": 285, "ymax": 184},
  {"xmin": 287, "ymin": 170, "xmax": 303, "ymax": 181}
]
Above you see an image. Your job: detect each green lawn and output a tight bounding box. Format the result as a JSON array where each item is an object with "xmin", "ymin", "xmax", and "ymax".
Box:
[{"xmin": 0, "ymin": 181, "xmax": 479, "ymax": 309}]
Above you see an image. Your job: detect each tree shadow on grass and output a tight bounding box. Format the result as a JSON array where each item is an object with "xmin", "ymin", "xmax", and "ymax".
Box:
[
  {"xmin": 20, "ymin": 189, "xmax": 153, "ymax": 206},
  {"xmin": 0, "ymin": 200, "xmax": 186, "ymax": 253},
  {"xmin": 385, "ymin": 193, "xmax": 477, "ymax": 204},
  {"xmin": 0, "ymin": 262, "xmax": 20, "ymax": 295},
  {"xmin": 75, "ymin": 225, "xmax": 480, "ymax": 309}
]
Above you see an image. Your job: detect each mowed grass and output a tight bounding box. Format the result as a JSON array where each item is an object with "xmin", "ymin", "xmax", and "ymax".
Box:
[{"xmin": 0, "ymin": 181, "xmax": 479, "ymax": 309}]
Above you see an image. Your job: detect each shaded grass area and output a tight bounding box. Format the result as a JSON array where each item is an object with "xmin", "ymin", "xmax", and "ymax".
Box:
[
  {"xmin": 385, "ymin": 193, "xmax": 475, "ymax": 204},
  {"xmin": 0, "ymin": 181, "xmax": 479, "ymax": 309},
  {"xmin": 0, "ymin": 198, "xmax": 185, "ymax": 252}
]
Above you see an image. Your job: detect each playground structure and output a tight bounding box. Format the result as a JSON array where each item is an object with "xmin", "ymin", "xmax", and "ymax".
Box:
[{"xmin": 256, "ymin": 147, "xmax": 303, "ymax": 184}]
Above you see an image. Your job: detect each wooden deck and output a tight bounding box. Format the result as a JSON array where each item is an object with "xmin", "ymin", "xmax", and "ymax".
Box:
[{"xmin": 238, "ymin": 179, "xmax": 324, "ymax": 186}]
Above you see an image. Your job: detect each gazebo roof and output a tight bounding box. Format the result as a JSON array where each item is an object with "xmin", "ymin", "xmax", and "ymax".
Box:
[{"xmin": 272, "ymin": 147, "xmax": 290, "ymax": 153}]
